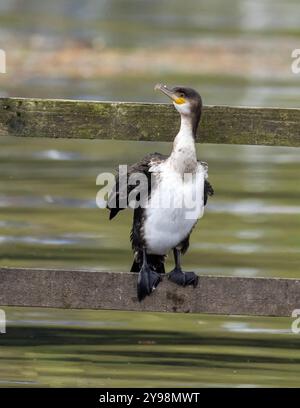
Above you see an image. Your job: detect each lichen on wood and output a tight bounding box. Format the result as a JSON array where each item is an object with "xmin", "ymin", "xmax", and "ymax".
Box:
[{"xmin": 0, "ymin": 97, "xmax": 300, "ymax": 147}]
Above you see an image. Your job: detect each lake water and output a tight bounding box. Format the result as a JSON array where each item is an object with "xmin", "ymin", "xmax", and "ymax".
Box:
[{"xmin": 0, "ymin": 0, "xmax": 300, "ymax": 388}]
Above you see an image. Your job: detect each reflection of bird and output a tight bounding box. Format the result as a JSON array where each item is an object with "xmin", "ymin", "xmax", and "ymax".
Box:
[{"xmin": 107, "ymin": 84, "xmax": 214, "ymax": 301}]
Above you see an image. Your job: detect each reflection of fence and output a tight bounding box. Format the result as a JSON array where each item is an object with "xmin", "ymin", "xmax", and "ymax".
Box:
[{"xmin": 0, "ymin": 97, "xmax": 299, "ymax": 317}]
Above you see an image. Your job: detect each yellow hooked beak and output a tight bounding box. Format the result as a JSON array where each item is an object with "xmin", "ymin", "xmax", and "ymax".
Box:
[{"xmin": 154, "ymin": 83, "xmax": 186, "ymax": 104}]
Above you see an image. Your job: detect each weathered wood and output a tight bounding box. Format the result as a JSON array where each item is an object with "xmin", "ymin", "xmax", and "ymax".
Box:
[
  {"xmin": 0, "ymin": 97, "xmax": 300, "ymax": 146},
  {"xmin": 0, "ymin": 267, "xmax": 299, "ymax": 317}
]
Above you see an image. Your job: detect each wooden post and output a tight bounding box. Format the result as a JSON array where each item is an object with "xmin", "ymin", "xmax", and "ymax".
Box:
[
  {"xmin": 0, "ymin": 97, "xmax": 300, "ymax": 146},
  {"xmin": 0, "ymin": 268, "xmax": 299, "ymax": 317}
]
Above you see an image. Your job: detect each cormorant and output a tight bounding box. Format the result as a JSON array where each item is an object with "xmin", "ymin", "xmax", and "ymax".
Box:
[{"xmin": 107, "ymin": 84, "xmax": 214, "ymax": 301}]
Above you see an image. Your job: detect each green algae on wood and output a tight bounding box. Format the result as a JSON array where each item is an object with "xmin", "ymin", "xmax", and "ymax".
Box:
[{"xmin": 0, "ymin": 97, "xmax": 300, "ymax": 147}]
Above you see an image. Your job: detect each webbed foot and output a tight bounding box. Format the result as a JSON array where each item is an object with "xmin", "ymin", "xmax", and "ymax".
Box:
[
  {"xmin": 168, "ymin": 267, "xmax": 198, "ymax": 287},
  {"xmin": 137, "ymin": 263, "xmax": 161, "ymax": 301}
]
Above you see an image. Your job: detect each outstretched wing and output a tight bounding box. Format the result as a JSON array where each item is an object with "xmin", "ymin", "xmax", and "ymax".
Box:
[{"xmin": 107, "ymin": 152, "xmax": 166, "ymax": 220}]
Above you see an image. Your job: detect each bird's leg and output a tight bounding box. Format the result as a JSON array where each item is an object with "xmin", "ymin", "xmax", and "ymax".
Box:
[
  {"xmin": 168, "ymin": 248, "xmax": 198, "ymax": 287},
  {"xmin": 137, "ymin": 248, "xmax": 161, "ymax": 301}
]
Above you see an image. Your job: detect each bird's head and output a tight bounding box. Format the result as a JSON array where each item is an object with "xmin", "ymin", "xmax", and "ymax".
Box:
[{"xmin": 155, "ymin": 84, "xmax": 202, "ymax": 134}]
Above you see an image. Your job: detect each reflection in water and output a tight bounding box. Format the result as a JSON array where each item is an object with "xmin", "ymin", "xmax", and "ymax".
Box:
[
  {"xmin": 222, "ymin": 322, "xmax": 291, "ymax": 334},
  {"xmin": 33, "ymin": 150, "xmax": 83, "ymax": 161},
  {"xmin": 209, "ymin": 200, "xmax": 300, "ymax": 215},
  {"xmin": 0, "ymin": 307, "xmax": 299, "ymax": 387}
]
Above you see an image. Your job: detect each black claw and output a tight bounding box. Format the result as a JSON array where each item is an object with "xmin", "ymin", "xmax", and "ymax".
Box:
[
  {"xmin": 168, "ymin": 267, "xmax": 198, "ymax": 288},
  {"xmin": 137, "ymin": 264, "xmax": 161, "ymax": 301}
]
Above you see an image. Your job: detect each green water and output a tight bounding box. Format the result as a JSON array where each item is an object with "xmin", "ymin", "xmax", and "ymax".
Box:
[
  {"xmin": 0, "ymin": 138, "xmax": 300, "ymax": 387},
  {"xmin": 1, "ymin": 308, "xmax": 300, "ymax": 387},
  {"xmin": 0, "ymin": 0, "xmax": 300, "ymax": 388},
  {"xmin": 1, "ymin": 0, "xmax": 300, "ymax": 106},
  {"xmin": 1, "ymin": 138, "xmax": 300, "ymax": 278}
]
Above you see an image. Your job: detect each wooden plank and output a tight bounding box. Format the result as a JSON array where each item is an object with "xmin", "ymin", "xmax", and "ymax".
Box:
[
  {"xmin": 0, "ymin": 267, "xmax": 299, "ymax": 317},
  {"xmin": 0, "ymin": 97, "xmax": 300, "ymax": 146}
]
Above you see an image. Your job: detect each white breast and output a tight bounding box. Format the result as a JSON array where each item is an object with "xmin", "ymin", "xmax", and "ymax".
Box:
[{"xmin": 144, "ymin": 162, "xmax": 206, "ymax": 255}]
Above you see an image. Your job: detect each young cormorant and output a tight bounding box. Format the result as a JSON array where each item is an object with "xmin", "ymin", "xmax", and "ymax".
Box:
[{"xmin": 107, "ymin": 84, "xmax": 214, "ymax": 301}]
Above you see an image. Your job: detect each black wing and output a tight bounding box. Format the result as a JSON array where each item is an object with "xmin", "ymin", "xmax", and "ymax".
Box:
[
  {"xmin": 204, "ymin": 180, "xmax": 214, "ymax": 205},
  {"xmin": 107, "ymin": 152, "xmax": 166, "ymax": 220},
  {"xmin": 198, "ymin": 161, "xmax": 214, "ymax": 206}
]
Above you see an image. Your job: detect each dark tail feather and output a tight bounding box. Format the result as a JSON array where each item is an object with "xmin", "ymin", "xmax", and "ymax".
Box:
[
  {"xmin": 130, "ymin": 253, "xmax": 165, "ymax": 274},
  {"xmin": 130, "ymin": 259, "xmax": 140, "ymax": 272},
  {"xmin": 109, "ymin": 208, "xmax": 120, "ymax": 220},
  {"xmin": 148, "ymin": 255, "xmax": 165, "ymax": 274}
]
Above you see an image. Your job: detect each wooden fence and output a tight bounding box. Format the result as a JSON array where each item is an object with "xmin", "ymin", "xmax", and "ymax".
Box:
[{"xmin": 0, "ymin": 97, "xmax": 299, "ymax": 317}]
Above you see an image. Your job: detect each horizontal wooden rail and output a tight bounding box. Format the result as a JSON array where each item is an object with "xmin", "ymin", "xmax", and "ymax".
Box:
[
  {"xmin": 0, "ymin": 267, "xmax": 299, "ymax": 317},
  {"xmin": 0, "ymin": 97, "xmax": 300, "ymax": 146}
]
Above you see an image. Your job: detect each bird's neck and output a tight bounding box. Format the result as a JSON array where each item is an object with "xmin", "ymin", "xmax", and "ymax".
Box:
[{"xmin": 169, "ymin": 114, "xmax": 197, "ymax": 173}]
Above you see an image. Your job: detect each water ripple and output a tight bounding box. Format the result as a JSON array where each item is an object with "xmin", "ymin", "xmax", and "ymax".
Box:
[{"xmin": 209, "ymin": 200, "xmax": 300, "ymax": 215}]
